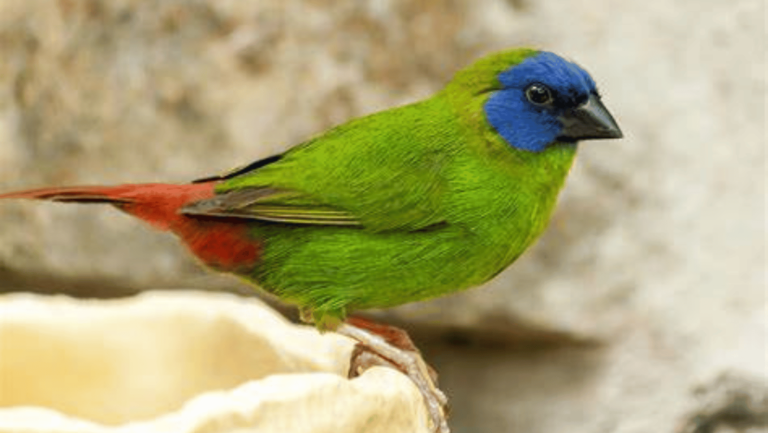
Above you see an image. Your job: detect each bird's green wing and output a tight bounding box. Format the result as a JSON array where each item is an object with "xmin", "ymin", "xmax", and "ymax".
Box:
[
  {"xmin": 188, "ymin": 154, "xmax": 361, "ymax": 226},
  {"xmin": 184, "ymin": 95, "xmax": 462, "ymax": 232},
  {"xmin": 181, "ymin": 186, "xmax": 362, "ymax": 226}
]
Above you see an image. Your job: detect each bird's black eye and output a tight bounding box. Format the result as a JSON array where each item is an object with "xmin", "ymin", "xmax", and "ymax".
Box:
[{"xmin": 525, "ymin": 83, "xmax": 553, "ymax": 106}]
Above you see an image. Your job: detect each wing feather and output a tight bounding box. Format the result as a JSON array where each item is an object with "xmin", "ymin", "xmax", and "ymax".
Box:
[{"xmin": 180, "ymin": 187, "xmax": 362, "ymax": 226}]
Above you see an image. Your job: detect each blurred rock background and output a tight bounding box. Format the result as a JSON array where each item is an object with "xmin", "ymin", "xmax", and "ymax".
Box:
[{"xmin": 0, "ymin": 0, "xmax": 764, "ymax": 432}]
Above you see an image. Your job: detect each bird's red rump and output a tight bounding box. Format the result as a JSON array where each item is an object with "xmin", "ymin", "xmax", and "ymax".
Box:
[
  {"xmin": 116, "ymin": 183, "xmax": 261, "ymax": 271},
  {"xmin": 116, "ymin": 183, "xmax": 218, "ymax": 231},
  {"xmin": 176, "ymin": 219, "xmax": 261, "ymax": 271}
]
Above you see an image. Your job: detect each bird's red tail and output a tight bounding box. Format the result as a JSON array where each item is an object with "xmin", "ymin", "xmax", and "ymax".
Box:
[
  {"xmin": 0, "ymin": 183, "xmax": 216, "ymax": 231},
  {"xmin": 0, "ymin": 185, "xmax": 137, "ymax": 203},
  {"xmin": 0, "ymin": 182, "xmax": 261, "ymax": 271}
]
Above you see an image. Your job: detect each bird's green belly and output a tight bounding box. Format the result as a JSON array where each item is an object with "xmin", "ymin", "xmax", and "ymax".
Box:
[{"xmin": 241, "ymin": 214, "xmax": 543, "ymax": 314}]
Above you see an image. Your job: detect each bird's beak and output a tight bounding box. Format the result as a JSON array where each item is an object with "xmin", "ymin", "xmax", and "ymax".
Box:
[{"xmin": 557, "ymin": 94, "xmax": 623, "ymax": 141}]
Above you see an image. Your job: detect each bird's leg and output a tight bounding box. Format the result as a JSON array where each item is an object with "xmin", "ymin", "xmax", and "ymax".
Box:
[
  {"xmin": 337, "ymin": 317, "xmax": 450, "ymax": 433},
  {"xmin": 344, "ymin": 316, "xmax": 441, "ymax": 383}
]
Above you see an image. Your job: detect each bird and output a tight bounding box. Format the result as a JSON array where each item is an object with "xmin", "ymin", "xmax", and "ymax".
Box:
[{"xmin": 0, "ymin": 48, "xmax": 622, "ymax": 432}]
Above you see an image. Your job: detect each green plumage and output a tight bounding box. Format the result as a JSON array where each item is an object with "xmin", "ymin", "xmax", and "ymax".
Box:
[
  {"xmin": 203, "ymin": 48, "xmax": 581, "ymax": 329},
  {"xmin": 0, "ymin": 46, "xmax": 620, "ymax": 342}
]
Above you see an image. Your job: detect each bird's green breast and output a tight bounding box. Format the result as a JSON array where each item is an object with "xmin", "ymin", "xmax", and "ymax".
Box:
[
  {"xmin": 436, "ymin": 84, "xmax": 578, "ymax": 282},
  {"xmin": 443, "ymin": 140, "xmax": 576, "ymax": 283}
]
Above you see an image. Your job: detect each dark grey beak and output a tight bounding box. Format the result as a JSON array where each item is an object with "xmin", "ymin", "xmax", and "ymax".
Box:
[{"xmin": 557, "ymin": 94, "xmax": 623, "ymax": 141}]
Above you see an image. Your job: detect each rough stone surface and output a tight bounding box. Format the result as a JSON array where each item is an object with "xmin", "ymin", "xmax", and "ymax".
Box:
[
  {"xmin": 0, "ymin": 1, "xmax": 765, "ymax": 432},
  {"xmin": 0, "ymin": 291, "xmax": 429, "ymax": 433}
]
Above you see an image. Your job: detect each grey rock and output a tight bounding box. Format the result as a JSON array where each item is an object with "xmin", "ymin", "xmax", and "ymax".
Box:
[{"xmin": 676, "ymin": 372, "xmax": 768, "ymax": 433}]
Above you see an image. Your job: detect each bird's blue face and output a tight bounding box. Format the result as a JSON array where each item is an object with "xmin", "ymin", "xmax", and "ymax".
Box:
[{"xmin": 485, "ymin": 51, "xmax": 621, "ymax": 152}]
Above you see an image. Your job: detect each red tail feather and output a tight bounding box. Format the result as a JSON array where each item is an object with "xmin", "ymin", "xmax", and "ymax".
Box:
[
  {"xmin": 0, "ymin": 182, "xmax": 261, "ymax": 270},
  {"xmin": 0, "ymin": 185, "xmax": 137, "ymax": 202},
  {"xmin": 0, "ymin": 183, "xmax": 215, "ymax": 230}
]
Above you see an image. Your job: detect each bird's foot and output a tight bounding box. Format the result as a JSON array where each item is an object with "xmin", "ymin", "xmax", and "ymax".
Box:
[{"xmin": 337, "ymin": 319, "xmax": 450, "ymax": 433}]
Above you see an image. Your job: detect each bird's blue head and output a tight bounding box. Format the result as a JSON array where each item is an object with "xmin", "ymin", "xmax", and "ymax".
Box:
[{"xmin": 484, "ymin": 51, "xmax": 622, "ymax": 152}]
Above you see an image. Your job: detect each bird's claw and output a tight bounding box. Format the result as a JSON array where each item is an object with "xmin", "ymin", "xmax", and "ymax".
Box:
[{"xmin": 339, "ymin": 323, "xmax": 450, "ymax": 433}]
